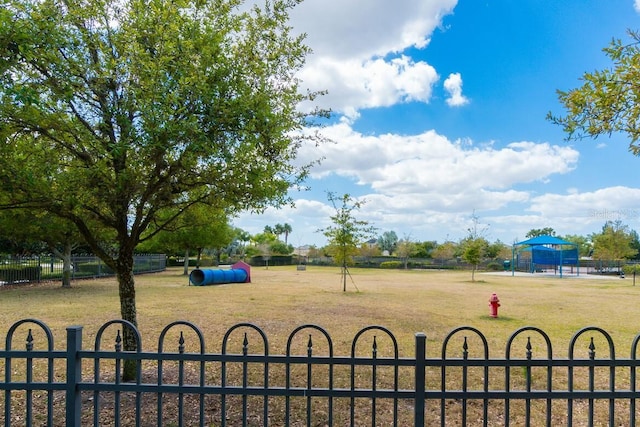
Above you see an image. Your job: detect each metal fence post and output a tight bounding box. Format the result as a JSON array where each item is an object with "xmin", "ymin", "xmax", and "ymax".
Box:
[
  {"xmin": 66, "ymin": 326, "xmax": 83, "ymax": 426},
  {"xmin": 415, "ymin": 333, "xmax": 426, "ymax": 427}
]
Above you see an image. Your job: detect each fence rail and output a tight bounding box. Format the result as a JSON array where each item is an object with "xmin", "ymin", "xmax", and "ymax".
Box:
[
  {"xmin": 0, "ymin": 254, "xmax": 166, "ymax": 285},
  {"xmin": 1, "ymin": 319, "xmax": 640, "ymax": 426}
]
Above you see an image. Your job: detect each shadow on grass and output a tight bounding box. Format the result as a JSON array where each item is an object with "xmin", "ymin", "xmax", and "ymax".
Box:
[{"xmin": 480, "ymin": 315, "xmax": 515, "ymax": 321}]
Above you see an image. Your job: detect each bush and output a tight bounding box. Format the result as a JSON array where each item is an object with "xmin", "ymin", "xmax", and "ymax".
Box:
[
  {"xmin": 485, "ymin": 262, "xmax": 503, "ymax": 271},
  {"xmin": 622, "ymin": 264, "xmax": 640, "ymax": 275},
  {"xmin": 380, "ymin": 261, "xmax": 403, "ymax": 269}
]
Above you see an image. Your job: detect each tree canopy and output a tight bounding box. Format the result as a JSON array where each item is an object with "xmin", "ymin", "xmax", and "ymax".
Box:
[
  {"xmin": 0, "ymin": 0, "xmax": 322, "ymax": 378},
  {"xmin": 526, "ymin": 227, "xmax": 556, "ymax": 238},
  {"xmin": 591, "ymin": 220, "xmax": 638, "ymax": 261},
  {"xmin": 377, "ymin": 230, "xmax": 398, "ymax": 254},
  {"xmin": 548, "ymin": 29, "xmax": 640, "ymax": 154}
]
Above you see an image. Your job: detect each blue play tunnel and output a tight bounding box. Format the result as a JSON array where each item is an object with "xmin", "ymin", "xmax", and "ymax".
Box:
[{"xmin": 189, "ymin": 261, "xmax": 251, "ymax": 286}]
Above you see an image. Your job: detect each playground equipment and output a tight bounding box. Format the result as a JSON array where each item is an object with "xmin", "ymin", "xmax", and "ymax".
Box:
[{"xmin": 189, "ymin": 261, "xmax": 251, "ymax": 286}]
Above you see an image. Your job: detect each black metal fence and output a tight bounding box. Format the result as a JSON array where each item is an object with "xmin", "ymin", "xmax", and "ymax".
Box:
[
  {"xmin": 2, "ymin": 319, "xmax": 640, "ymax": 426},
  {"xmin": 0, "ymin": 254, "xmax": 166, "ymax": 285}
]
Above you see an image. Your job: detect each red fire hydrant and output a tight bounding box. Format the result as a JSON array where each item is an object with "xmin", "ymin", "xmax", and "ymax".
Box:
[{"xmin": 489, "ymin": 293, "xmax": 500, "ymax": 318}]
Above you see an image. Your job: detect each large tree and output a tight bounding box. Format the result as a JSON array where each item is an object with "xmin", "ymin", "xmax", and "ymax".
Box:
[
  {"xmin": 548, "ymin": 29, "xmax": 640, "ymax": 153},
  {"xmin": 0, "ymin": 0, "xmax": 322, "ymax": 378}
]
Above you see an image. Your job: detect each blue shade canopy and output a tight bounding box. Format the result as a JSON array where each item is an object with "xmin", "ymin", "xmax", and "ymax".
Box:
[
  {"xmin": 514, "ymin": 235, "xmax": 575, "ymax": 246},
  {"xmin": 512, "ymin": 235, "xmax": 579, "ymax": 277}
]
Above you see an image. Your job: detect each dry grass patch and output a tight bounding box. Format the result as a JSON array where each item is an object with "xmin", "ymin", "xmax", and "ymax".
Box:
[{"xmin": 2, "ymin": 266, "xmax": 639, "ymax": 425}]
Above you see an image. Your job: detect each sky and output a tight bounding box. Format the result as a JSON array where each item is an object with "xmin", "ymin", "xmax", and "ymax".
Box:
[{"xmin": 234, "ymin": 0, "xmax": 640, "ymax": 248}]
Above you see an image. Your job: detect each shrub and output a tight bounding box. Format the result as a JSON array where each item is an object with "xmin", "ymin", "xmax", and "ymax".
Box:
[
  {"xmin": 380, "ymin": 261, "xmax": 403, "ymax": 269},
  {"xmin": 485, "ymin": 262, "xmax": 503, "ymax": 271}
]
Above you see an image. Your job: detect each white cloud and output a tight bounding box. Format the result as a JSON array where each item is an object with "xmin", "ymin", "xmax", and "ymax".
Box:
[
  {"xmin": 443, "ymin": 72, "xmax": 469, "ymax": 107},
  {"xmin": 528, "ymin": 186, "xmax": 640, "ymax": 221},
  {"xmin": 289, "ymin": 0, "xmax": 457, "ymax": 59},
  {"xmin": 287, "ymin": 126, "xmax": 580, "ymax": 243},
  {"xmin": 290, "ymin": 0, "xmax": 458, "ymax": 117},
  {"xmin": 635, "ymin": 0, "xmax": 640, "ymax": 13},
  {"xmin": 297, "ymin": 56, "xmax": 438, "ymax": 120},
  {"xmin": 297, "ymin": 124, "xmax": 579, "ymax": 198},
  {"xmin": 282, "ymin": 121, "xmax": 588, "ymax": 244}
]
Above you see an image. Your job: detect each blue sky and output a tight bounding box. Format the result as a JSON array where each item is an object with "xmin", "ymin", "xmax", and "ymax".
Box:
[{"xmin": 235, "ymin": 0, "xmax": 640, "ymax": 248}]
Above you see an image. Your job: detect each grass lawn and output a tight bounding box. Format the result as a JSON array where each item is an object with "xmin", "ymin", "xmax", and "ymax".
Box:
[
  {"xmin": 2, "ymin": 266, "xmax": 639, "ymax": 425},
  {"xmin": 1, "ymin": 266, "xmax": 639, "ymax": 356}
]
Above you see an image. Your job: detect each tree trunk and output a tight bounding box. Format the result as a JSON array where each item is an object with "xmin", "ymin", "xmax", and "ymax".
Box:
[
  {"xmin": 183, "ymin": 248, "xmax": 189, "ymax": 275},
  {"xmin": 116, "ymin": 254, "xmax": 138, "ymax": 382},
  {"xmin": 61, "ymin": 241, "xmax": 72, "ymax": 288}
]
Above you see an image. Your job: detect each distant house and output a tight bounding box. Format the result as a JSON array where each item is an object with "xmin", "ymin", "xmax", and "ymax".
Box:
[{"xmin": 365, "ymin": 238, "xmax": 378, "ymax": 248}]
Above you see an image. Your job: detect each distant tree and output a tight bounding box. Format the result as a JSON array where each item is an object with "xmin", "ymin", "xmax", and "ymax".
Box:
[
  {"xmin": 0, "ymin": 210, "xmax": 86, "ymax": 287},
  {"xmin": 208, "ymin": 225, "xmax": 236, "ymax": 266},
  {"xmin": 548, "ymin": 30, "xmax": 640, "ymax": 154},
  {"xmin": 591, "ymin": 221, "xmax": 638, "ymax": 262},
  {"xmin": 461, "ymin": 237, "xmax": 488, "ymax": 281},
  {"xmin": 525, "ymin": 228, "xmax": 556, "ymax": 238},
  {"xmin": 358, "ymin": 242, "xmax": 381, "ymax": 264},
  {"xmin": 252, "ymin": 231, "xmax": 293, "ymax": 264},
  {"xmin": 432, "ymin": 241, "xmax": 457, "ymax": 267},
  {"xmin": 562, "ymin": 234, "xmax": 592, "ymax": 258},
  {"xmin": 274, "ymin": 223, "xmax": 293, "ymax": 244},
  {"xmin": 270, "ymin": 241, "xmax": 293, "ymax": 255},
  {"xmin": 253, "ymin": 232, "xmax": 277, "ymax": 245},
  {"xmin": 629, "ymin": 230, "xmax": 640, "ymax": 260},
  {"xmin": 486, "ymin": 240, "xmax": 510, "ymax": 260},
  {"xmin": 413, "ymin": 241, "xmax": 437, "ymax": 258},
  {"xmin": 139, "ymin": 206, "xmax": 232, "ymax": 274},
  {"xmin": 395, "ymin": 236, "xmax": 416, "ymax": 269},
  {"xmin": 319, "ymin": 193, "xmax": 376, "ymax": 292},
  {"xmin": 258, "ymin": 243, "xmax": 272, "ymax": 269},
  {"xmin": 228, "ymin": 228, "xmax": 252, "ymax": 260},
  {"xmin": 461, "ymin": 211, "xmax": 490, "ymax": 281},
  {"xmin": 377, "ymin": 231, "xmax": 398, "ymax": 254}
]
